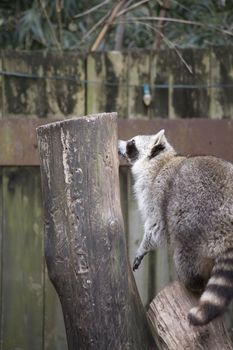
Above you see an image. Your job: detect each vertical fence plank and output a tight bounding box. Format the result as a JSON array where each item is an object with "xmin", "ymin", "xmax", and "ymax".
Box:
[
  {"xmin": 86, "ymin": 52, "xmax": 128, "ymax": 117},
  {"xmin": 126, "ymin": 172, "xmax": 150, "ymax": 306},
  {"xmin": 155, "ymin": 247, "xmax": 176, "ymax": 294},
  {"xmin": 44, "ymin": 270, "xmax": 68, "ymax": 350},
  {"xmin": 0, "ymin": 168, "xmax": 2, "ymax": 350},
  {"xmin": 1, "ymin": 168, "xmax": 44, "ymax": 350},
  {"xmin": 44, "ymin": 52, "xmax": 85, "ymax": 118},
  {"xmin": 2, "ymin": 51, "xmax": 47, "ymax": 118},
  {"xmin": 119, "ymin": 167, "xmax": 129, "ymax": 237},
  {"xmin": 169, "ymin": 49, "xmax": 210, "ymax": 118},
  {"xmin": 0, "ymin": 54, "xmax": 3, "ymax": 118},
  {"xmin": 105, "ymin": 51, "xmax": 129, "ymax": 118},
  {"xmin": 150, "ymin": 50, "xmax": 169, "ymax": 118},
  {"xmin": 209, "ymin": 49, "xmax": 223, "ymax": 119},
  {"xmin": 2, "ymin": 51, "xmax": 86, "ymax": 119},
  {"xmin": 127, "ymin": 52, "xmax": 151, "ymax": 118},
  {"xmin": 86, "ymin": 53, "xmax": 106, "ymax": 114},
  {"xmin": 210, "ymin": 48, "xmax": 233, "ymax": 119}
]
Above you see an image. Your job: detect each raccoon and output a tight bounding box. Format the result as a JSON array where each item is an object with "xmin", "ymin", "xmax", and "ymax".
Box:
[{"xmin": 118, "ymin": 129, "xmax": 233, "ymax": 326}]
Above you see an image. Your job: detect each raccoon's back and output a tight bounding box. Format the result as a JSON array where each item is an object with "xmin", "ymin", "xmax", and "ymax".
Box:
[{"xmin": 166, "ymin": 156, "xmax": 233, "ymax": 241}]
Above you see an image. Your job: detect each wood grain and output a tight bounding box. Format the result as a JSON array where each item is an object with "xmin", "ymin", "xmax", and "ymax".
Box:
[
  {"xmin": 37, "ymin": 113, "xmax": 158, "ymax": 349},
  {"xmin": 148, "ymin": 281, "xmax": 233, "ymax": 350},
  {"xmin": 1, "ymin": 168, "xmax": 44, "ymax": 350}
]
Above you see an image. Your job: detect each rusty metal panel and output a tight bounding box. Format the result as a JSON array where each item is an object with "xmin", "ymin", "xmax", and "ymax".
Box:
[{"xmin": 1, "ymin": 118, "xmax": 233, "ymax": 165}]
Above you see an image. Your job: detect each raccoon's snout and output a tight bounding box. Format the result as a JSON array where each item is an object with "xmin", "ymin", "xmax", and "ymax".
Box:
[{"xmin": 118, "ymin": 140, "xmax": 127, "ymax": 158}]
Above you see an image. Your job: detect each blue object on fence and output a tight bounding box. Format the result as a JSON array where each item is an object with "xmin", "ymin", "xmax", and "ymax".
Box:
[{"xmin": 143, "ymin": 84, "xmax": 152, "ymax": 106}]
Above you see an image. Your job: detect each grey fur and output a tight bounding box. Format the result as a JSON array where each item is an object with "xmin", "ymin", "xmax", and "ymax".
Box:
[{"xmin": 118, "ymin": 130, "xmax": 233, "ymax": 326}]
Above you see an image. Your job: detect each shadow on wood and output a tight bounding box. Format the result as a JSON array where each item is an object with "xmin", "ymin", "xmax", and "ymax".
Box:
[
  {"xmin": 36, "ymin": 113, "xmax": 158, "ymax": 350},
  {"xmin": 148, "ymin": 281, "xmax": 233, "ymax": 350}
]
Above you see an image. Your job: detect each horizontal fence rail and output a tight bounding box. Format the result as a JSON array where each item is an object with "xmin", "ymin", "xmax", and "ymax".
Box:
[{"xmin": 1, "ymin": 118, "xmax": 233, "ymax": 165}]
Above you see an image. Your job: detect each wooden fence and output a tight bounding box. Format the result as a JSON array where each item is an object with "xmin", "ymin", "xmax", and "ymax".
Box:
[{"xmin": 0, "ymin": 48, "xmax": 233, "ymax": 349}]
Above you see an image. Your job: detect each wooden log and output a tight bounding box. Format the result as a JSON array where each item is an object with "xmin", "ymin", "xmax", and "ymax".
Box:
[
  {"xmin": 147, "ymin": 281, "xmax": 233, "ymax": 350},
  {"xmin": 36, "ymin": 113, "xmax": 158, "ymax": 350}
]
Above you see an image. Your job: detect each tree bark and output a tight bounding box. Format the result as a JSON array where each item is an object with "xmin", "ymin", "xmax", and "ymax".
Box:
[
  {"xmin": 147, "ymin": 281, "xmax": 233, "ymax": 350},
  {"xmin": 37, "ymin": 113, "xmax": 157, "ymax": 350}
]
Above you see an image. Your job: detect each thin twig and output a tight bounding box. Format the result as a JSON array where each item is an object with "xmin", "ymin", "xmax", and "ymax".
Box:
[
  {"xmin": 114, "ymin": 13, "xmax": 125, "ymax": 50},
  {"xmin": 38, "ymin": 0, "xmax": 62, "ymax": 50},
  {"xmin": 124, "ymin": 0, "xmax": 136, "ymax": 8},
  {"xmin": 154, "ymin": 25, "xmax": 193, "ymax": 73},
  {"xmin": 56, "ymin": 0, "xmax": 63, "ymax": 45},
  {"xmin": 82, "ymin": 12, "xmax": 110, "ymax": 41},
  {"xmin": 118, "ymin": 19, "xmax": 193, "ymax": 74},
  {"xmin": 123, "ymin": 16, "xmax": 233, "ymax": 37},
  {"xmin": 73, "ymin": 0, "xmax": 110, "ymax": 19},
  {"xmin": 116, "ymin": 0, "xmax": 150, "ymax": 17}
]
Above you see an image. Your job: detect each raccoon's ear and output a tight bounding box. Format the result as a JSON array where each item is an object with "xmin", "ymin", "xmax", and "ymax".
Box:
[
  {"xmin": 154, "ymin": 129, "xmax": 165, "ymax": 145},
  {"xmin": 148, "ymin": 129, "xmax": 166, "ymax": 159}
]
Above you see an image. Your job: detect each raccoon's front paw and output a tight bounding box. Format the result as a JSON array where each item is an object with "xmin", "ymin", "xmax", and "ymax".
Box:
[{"xmin": 133, "ymin": 255, "xmax": 143, "ymax": 271}]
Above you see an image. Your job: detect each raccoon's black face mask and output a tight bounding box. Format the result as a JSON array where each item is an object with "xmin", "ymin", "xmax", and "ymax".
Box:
[
  {"xmin": 118, "ymin": 130, "xmax": 166, "ymax": 164},
  {"xmin": 125, "ymin": 139, "xmax": 139, "ymax": 162},
  {"xmin": 118, "ymin": 139, "xmax": 139, "ymax": 163}
]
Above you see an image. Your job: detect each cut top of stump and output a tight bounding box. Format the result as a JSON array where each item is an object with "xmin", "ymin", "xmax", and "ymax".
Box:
[{"xmin": 36, "ymin": 112, "xmax": 118, "ymax": 133}]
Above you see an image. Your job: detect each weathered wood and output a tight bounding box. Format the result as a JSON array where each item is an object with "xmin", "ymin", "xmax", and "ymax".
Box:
[
  {"xmin": 44, "ymin": 269, "xmax": 68, "ymax": 350},
  {"xmin": 1, "ymin": 167, "xmax": 44, "ymax": 350},
  {"xmin": 154, "ymin": 246, "xmax": 175, "ymax": 295},
  {"xmin": 105, "ymin": 51, "xmax": 129, "ymax": 117},
  {"xmin": 147, "ymin": 281, "xmax": 233, "ymax": 350},
  {"xmin": 0, "ymin": 168, "xmax": 2, "ymax": 342},
  {"xmin": 169, "ymin": 49, "xmax": 210, "ymax": 118},
  {"xmin": 37, "ymin": 113, "xmax": 158, "ymax": 350},
  {"xmin": 1, "ymin": 48, "xmax": 233, "ymax": 120},
  {"xmin": 119, "ymin": 167, "xmax": 128, "ymax": 238},
  {"xmin": 2, "ymin": 51, "xmax": 46, "ymax": 117},
  {"xmin": 86, "ymin": 53, "xmax": 106, "ymax": 114},
  {"xmin": 1, "ymin": 51, "xmax": 85, "ymax": 118},
  {"xmin": 150, "ymin": 50, "xmax": 169, "ymax": 118},
  {"xmin": 1, "ymin": 48, "xmax": 233, "ymax": 349},
  {"xmin": 0, "ymin": 53, "xmax": 3, "ymax": 118},
  {"xmin": 127, "ymin": 172, "xmax": 150, "ymax": 306},
  {"xmin": 44, "ymin": 52, "xmax": 85, "ymax": 118},
  {"xmin": 3, "ymin": 118, "xmax": 233, "ymax": 166},
  {"xmin": 210, "ymin": 48, "xmax": 233, "ymax": 119},
  {"xmin": 128, "ymin": 51, "xmax": 150, "ymax": 118},
  {"xmin": 86, "ymin": 52, "xmax": 129, "ymax": 116}
]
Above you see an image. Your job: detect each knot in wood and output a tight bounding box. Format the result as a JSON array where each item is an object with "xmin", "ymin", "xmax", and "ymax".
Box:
[
  {"xmin": 74, "ymin": 167, "xmax": 83, "ymax": 184},
  {"xmin": 108, "ymin": 218, "xmax": 119, "ymax": 233}
]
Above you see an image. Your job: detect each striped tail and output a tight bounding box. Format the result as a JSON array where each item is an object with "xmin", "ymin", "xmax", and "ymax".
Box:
[{"xmin": 188, "ymin": 248, "xmax": 233, "ymax": 326}]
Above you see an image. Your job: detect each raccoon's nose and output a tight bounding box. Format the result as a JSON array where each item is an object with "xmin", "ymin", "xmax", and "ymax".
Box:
[{"xmin": 118, "ymin": 140, "xmax": 127, "ymax": 158}]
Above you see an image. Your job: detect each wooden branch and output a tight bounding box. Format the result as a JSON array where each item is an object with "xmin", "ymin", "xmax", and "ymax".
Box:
[
  {"xmin": 147, "ymin": 281, "xmax": 233, "ymax": 350},
  {"xmin": 114, "ymin": 14, "xmax": 125, "ymax": 50},
  {"xmin": 36, "ymin": 113, "xmax": 158, "ymax": 349},
  {"xmin": 91, "ymin": 0, "xmax": 126, "ymax": 51},
  {"xmin": 154, "ymin": 0, "xmax": 170, "ymax": 49}
]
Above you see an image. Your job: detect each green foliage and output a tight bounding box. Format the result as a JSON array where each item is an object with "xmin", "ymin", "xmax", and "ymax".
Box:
[
  {"xmin": 167, "ymin": 0, "xmax": 233, "ymax": 47},
  {"xmin": 0, "ymin": 0, "xmax": 232, "ymax": 50}
]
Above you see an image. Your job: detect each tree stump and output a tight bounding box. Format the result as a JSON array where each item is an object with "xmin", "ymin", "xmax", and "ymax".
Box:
[
  {"xmin": 147, "ymin": 281, "xmax": 233, "ymax": 350},
  {"xmin": 37, "ymin": 113, "xmax": 157, "ymax": 350}
]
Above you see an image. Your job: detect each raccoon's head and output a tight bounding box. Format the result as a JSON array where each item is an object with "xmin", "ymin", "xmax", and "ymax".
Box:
[{"xmin": 118, "ymin": 129, "xmax": 174, "ymax": 165}]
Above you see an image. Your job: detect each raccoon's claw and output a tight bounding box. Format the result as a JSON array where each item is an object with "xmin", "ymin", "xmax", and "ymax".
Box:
[{"xmin": 133, "ymin": 255, "xmax": 143, "ymax": 271}]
